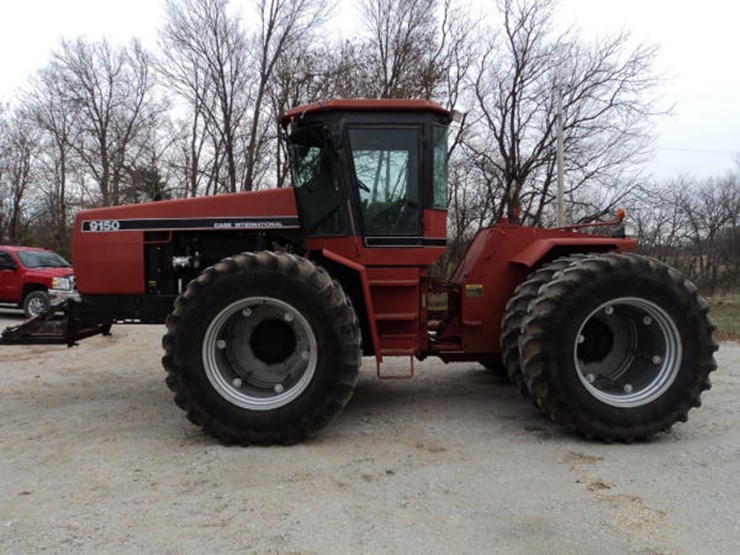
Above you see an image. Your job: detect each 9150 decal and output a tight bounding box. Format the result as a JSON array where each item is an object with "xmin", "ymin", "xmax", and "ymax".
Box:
[{"xmin": 83, "ymin": 220, "xmax": 121, "ymax": 232}]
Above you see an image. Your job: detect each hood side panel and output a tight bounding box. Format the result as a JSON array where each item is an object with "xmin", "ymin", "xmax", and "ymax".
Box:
[{"xmin": 73, "ymin": 189, "xmax": 299, "ymax": 295}]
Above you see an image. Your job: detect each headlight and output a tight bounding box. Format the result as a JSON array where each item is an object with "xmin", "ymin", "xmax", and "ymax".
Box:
[{"xmin": 51, "ymin": 276, "xmax": 74, "ymax": 291}]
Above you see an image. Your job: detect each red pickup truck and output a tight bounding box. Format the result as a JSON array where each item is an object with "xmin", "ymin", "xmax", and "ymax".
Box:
[{"xmin": 0, "ymin": 246, "xmax": 75, "ymax": 318}]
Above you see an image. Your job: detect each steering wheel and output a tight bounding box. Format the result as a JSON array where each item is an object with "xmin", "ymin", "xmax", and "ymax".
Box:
[{"xmin": 372, "ymin": 199, "xmax": 410, "ymax": 234}]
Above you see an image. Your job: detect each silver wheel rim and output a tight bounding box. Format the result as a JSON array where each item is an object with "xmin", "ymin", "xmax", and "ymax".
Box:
[
  {"xmin": 27, "ymin": 296, "xmax": 47, "ymax": 317},
  {"xmin": 573, "ymin": 297, "xmax": 682, "ymax": 408},
  {"xmin": 202, "ymin": 296, "xmax": 318, "ymax": 411}
]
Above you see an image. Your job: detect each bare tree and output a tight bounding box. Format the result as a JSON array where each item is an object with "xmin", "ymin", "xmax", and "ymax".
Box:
[
  {"xmin": 158, "ymin": 0, "xmax": 225, "ymax": 196},
  {"xmin": 163, "ymin": 0, "xmax": 251, "ymax": 193},
  {"xmin": 50, "ymin": 38, "xmax": 160, "ymax": 206},
  {"xmin": 159, "ymin": 0, "xmax": 324, "ymax": 192},
  {"xmin": 242, "ymin": 0, "xmax": 328, "ymax": 189},
  {"xmin": 0, "ymin": 104, "xmax": 5, "ymax": 238},
  {"xmin": 0, "ymin": 107, "xmax": 40, "ymax": 243},
  {"xmin": 465, "ymin": 0, "xmax": 661, "ymax": 226},
  {"xmin": 344, "ymin": 0, "xmax": 473, "ymax": 102},
  {"xmin": 631, "ymin": 172, "xmax": 740, "ymax": 295},
  {"xmin": 23, "ymin": 66, "xmax": 82, "ymax": 250},
  {"xmin": 680, "ymin": 177, "xmax": 738, "ymax": 294},
  {"xmin": 358, "ymin": 0, "xmax": 438, "ymax": 98}
]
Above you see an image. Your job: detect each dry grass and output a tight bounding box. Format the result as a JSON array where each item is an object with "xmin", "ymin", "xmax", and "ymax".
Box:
[{"xmin": 708, "ymin": 295, "xmax": 740, "ymax": 341}]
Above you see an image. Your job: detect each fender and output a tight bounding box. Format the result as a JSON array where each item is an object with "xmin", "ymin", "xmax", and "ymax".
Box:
[
  {"xmin": 510, "ymin": 236, "xmax": 637, "ymax": 268},
  {"xmin": 443, "ymin": 223, "xmax": 638, "ymax": 356},
  {"xmin": 319, "ymin": 249, "xmax": 383, "ymax": 363}
]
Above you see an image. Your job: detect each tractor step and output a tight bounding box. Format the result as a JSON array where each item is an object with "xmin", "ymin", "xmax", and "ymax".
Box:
[{"xmin": 376, "ymin": 355, "xmax": 415, "ymax": 380}]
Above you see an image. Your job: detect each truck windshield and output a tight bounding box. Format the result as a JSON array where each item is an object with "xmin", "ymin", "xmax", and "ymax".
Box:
[
  {"xmin": 287, "ymin": 126, "xmax": 347, "ymax": 236},
  {"xmin": 17, "ymin": 251, "xmax": 71, "ymax": 268}
]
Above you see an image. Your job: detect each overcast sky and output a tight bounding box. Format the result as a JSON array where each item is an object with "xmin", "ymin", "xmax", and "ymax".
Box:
[{"xmin": 0, "ymin": 0, "xmax": 738, "ymax": 181}]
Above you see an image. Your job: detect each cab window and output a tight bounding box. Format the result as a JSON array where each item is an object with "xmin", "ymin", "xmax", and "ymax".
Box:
[
  {"xmin": 348, "ymin": 128, "xmax": 421, "ymax": 236},
  {"xmin": 287, "ymin": 126, "xmax": 347, "ymax": 236},
  {"xmin": 432, "ymin": 125, "xmax": 448, "ymax": 209}
]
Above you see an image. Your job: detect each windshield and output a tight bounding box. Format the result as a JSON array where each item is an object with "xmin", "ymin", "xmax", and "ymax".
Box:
[
  {"xmin": 287, "ymin": 126, "xmax": 347, "ymax": 236},
  {"xmin": 17, "ymin": 250, "xmax": 71, "ymax": 269}
]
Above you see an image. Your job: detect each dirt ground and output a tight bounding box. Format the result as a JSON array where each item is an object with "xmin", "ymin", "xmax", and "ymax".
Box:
[{"xmin": 1, "ymin": 310, "xmax": 738, "ymax": 554}]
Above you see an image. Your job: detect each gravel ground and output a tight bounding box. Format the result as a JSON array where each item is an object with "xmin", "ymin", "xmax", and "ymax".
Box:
[{"xmin": 1, "ymin": 310, "xmax": 738, "ymax": 554}]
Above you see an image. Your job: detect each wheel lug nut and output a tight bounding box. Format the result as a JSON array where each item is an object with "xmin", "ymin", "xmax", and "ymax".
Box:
[
  {"xmin": 604, "ymin": 306, "xmax": 614, "ymax": 315},
  {"xmin": 301, "ymin": 351, "xmax": 310, "ymax": 360},
  {"xmin": 232, "ymin": 378, "xmax": 242, "ymax": 388},
  {"xmin": 652, "ymin": 355, "xmax": 662, "ymax": 365},
  {"xmin": 242, "ymin": 307, "xmax": 252, "ymax": 317},
  {"xmin": 586, "ymin": 373, "xmax": 595, "ymax": 383},
  {"xmin": 643, "ymin": 316, "xmax": 652, "ymax": 325},
  {"xmin": 216, "ymin": 339, "xmax": 226, "ymax": 349},
  {"xmin": 577, "ymin": 334, "xmax": 585, "ymax": 344},
  {"xmin": 624, "ymin": 384, "xmax": 633, "ymax": 393},
  {"xmin": 284, "ymin": 312, "xmax": 294, "ymax": 322},
  {"xmin": 274, "ymin": 384, "xmax": 284, "ymax": 393}
]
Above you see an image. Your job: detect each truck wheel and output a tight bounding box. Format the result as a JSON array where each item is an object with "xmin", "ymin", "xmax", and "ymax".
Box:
[
  {"xmin": 500, "ymin": 255, "xmax": 585, "ymax": 398},
  {"xmin": 519, "ymin": 253, "xmax": 718, "ymax": 442},
  {"xmin": 162, "ymin": 252, "xmax": 362, "ymax": 445},
  {"xmin": 23, "ymin": 290, "xmax": 50, "ymax": 318}
]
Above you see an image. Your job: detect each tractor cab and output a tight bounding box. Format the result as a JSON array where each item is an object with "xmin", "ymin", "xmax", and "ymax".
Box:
[
  {"xmin": 280, "ymin": 100, "xmax": 454, "ymax": 365},
  {"xmin": 281, "ymin": 100, "xmax": 451, "ymax": 265}
]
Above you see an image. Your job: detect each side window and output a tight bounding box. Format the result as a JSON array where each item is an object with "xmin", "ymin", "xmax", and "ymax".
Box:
[
  {"xmin": 0, "ymin": 251, "xmax": 15, "ymax": 269},
  {"xmin": 433, "ymin": 125, "xmax": 448, "ymax": 209},
  {"xmin": 348, "ymin": 128, "xmax": 421, "ymax": 236},
  {"xmin": 287, "ymin": 126, "xmax": 347, "ymax": 236}
]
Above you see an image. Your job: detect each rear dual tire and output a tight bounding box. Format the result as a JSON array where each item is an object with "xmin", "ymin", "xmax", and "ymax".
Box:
[
  {"xmin": 509, "ymin": 253, "xmax": 717, "ymax": 441},
  {"xmin": 500, "ymin": 255, "xmax": 586, "ymax": 396}
]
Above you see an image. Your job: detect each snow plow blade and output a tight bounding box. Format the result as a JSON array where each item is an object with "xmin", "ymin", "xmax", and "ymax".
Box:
[{"xmin": 0, "ymin": 304, "xmax": 108, "ymax": 346}]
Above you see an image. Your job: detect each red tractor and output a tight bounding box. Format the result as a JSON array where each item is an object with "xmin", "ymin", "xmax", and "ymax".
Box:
[{"xmin": 2, "ymin": 99, "xmax": 717, "ymax": 445}]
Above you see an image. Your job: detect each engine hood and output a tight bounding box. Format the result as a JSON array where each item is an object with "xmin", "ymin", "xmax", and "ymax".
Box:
[
  {"xmin": 24, "ymin": 267, "xmax": 74, "ymax": 279},
  {"xmin": 75, "ymin": 188, "xmax": 299, "ymax": 232},
  {"xmin": 72, "ymin": 188, "xmax": 300, "ymax": 295}
]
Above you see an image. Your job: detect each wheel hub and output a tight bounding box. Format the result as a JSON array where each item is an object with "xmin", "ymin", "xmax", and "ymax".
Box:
[
  {"xmin": 573, "ymin": 297, "xmax": 682, "ymax": 408},
  {"xmin": 577, "ymin": 318, "xmax": 613, "ymax": 362},
  {"xmin": 202, "ymin": 297, "xmax": 317, "ymax": 411},
  {"xmin": 250, "ymin": 319, "xmax": 297, "ymax": 364}
]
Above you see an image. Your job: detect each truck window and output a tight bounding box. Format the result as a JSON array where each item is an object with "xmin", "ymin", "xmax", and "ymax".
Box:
[{"xmin": 0, "ymin": 251, "xmax": 15, "ymax": 270}]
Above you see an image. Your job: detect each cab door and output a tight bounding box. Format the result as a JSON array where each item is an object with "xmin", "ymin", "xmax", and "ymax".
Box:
[{"xmin": 347, "ymin": 127, "xmax": 423, "ymax": 244}]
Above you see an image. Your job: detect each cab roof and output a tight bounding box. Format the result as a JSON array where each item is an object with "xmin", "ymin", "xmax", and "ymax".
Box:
[{"xmin": 280, "ymin": 99, "xmax": 450, "ymax": 124}]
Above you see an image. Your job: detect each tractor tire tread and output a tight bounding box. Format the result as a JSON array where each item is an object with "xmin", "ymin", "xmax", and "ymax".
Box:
[
  {"xmin": 518, "ymin": 252, "xmax": 717, "ymax": 442},
  {"xmin": 161, "ymin": 251, "xmax": 361, "ymax": 446},
  {"xmin": 500, "ymin": 254, "xmax": 588, "ymax": 398}
]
